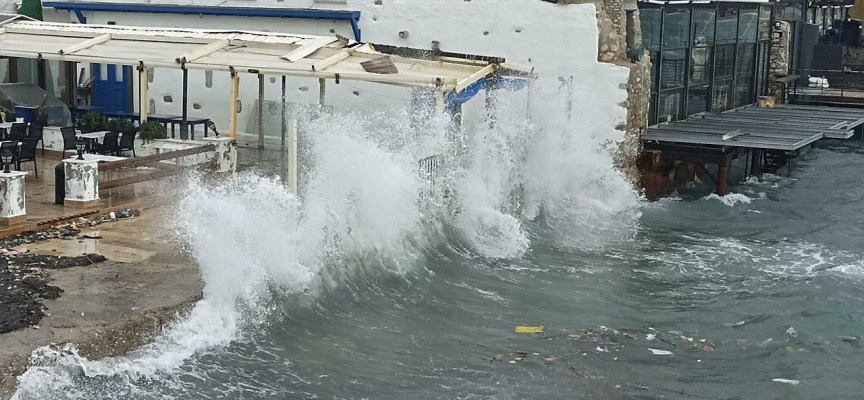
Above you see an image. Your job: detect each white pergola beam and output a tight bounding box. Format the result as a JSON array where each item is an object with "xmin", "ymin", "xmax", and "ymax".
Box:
[
  {"xmin": 311, "ymin": 51, "xmax": 349, "ymax": 72},
  {"xmin": 281, "ymin": 37, "xmax": 338, "ymax": 62},
  {"xmin": 455, "ymin": 64, "xmax": 494, "ymax": 93},
  {"xmin": 179, "ymin": 39, "xmax": 230, "ymax": 63},
  {"xmin": 59, "ymin": 33, "xmax": 111, "ymax": 55}
]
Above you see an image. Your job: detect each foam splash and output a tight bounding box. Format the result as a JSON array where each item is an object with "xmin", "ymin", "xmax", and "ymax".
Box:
[{"xmin": 703, "ymin": 192, "xmax": 754, "ymax": 206}]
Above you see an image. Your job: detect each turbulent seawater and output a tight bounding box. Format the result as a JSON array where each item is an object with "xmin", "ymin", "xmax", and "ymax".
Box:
[{"xmin": 12, "ymin": 98, "xmax": 864, "ymax": 400}]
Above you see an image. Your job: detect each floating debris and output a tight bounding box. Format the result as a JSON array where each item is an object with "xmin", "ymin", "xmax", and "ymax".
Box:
[
  {"xmin": 515, "ymin": 326, "xmax": 544, "ymax": 334},
  {"xmin": 772, "ymin": 379, "xmax": 800, "ymax": 385},
  {"xmin": 724, "ymin": 320, "xmax": 746, "ymax": 327},
  {"xmin": 649, "ymin": 348, "xmax": 673, "ymax": 356},
  {"xmin": 787, "ymin": 327, "xmax": 798, "ymax": 338},
  {"xmin": 839, "ymin": 336, "xmax": 859, "ymax": 343}
]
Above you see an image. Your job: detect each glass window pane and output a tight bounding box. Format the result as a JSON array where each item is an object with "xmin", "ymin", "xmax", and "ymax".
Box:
[
  {"xmin": 660, "ymin": 49, "xmax": 687, "ymax": 89},
  {"xmin": 658, "ymin": 89, "xmax": 685, "ymax": 122},
  {"xmin": 690, "ymin": 46, "xmax": 713, "ymax": 86},
  {"xmin": 714, "ymin": 44, "xmax": 735, "ymax": 80},
  {"xmin": 735, "ymin": 76, "xmax": 754, "ymax": 107},
  {"xmin": 759, "ymin": 6, "xmax": 772, "ymax": 41},
  {"xmin": 641, "ymin": 9, "xmax": 663, "ymax": 51},
  {"xmin": 0, "ymin": 59, "xmax": 8, "ymax": 84},
  {"xmin": 688, "ymin": 84, "xmax": 710, "ymax": 115},
  {"xmin": 738, "ymin": 7, "xmax": 758, "ymax": 43},
  {"xmin": 663, "ymin": 8, "xmax": 691, "ymax": 48},
  {"xmin": 692, "ymin": 8, "xmax": 716, "ymax": 46},
  {"xmin": 650, "ymin": 51, "xmax": 660, "ymax": 92},
  {"xmin": 712, "ymin": 80, "xmax": 732, "ymax": 111},
  {"xmin": 649, "ymin": 93, "xmax": 657, "ymax": 125},
  {"xmin": 113, "ymin": 65, "xmax": 123, "ymax": 82},
  {"xmin": 716, "ymin": 7, "xmax": 739, "ymax": 45},
  {"xmin": 736, "ymin": 43, "xmax": 756, "ymax": 78}
]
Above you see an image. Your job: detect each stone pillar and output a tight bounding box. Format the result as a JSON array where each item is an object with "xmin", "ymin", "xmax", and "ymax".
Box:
[
  {"xmin": 0, "ymin": 171, "xmax": 27, "ymax": 225},
  {"xmin": 770, "ymin": 21, "xmax": 791, "ymax": 99},
  {"xmin": 203, "ymin": 137, "xmax": 237, "ymax": 173},
  {"xmin": 64, "ymin": 159, "xmax": 100, "ymax": 208}
]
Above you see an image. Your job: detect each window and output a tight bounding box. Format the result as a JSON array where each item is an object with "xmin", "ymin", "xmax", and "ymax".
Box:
[
  {"xmin": 642, "ymin": 9, "xmax": 663, "ymax": 51},
  {"xmin": 714, "ymin": 44, "xmax": 736, "ymax": 80},
  {"xmin": 658, "ymin": 90, "xmax": 684, "ymax": 122},
  {"xmin": 738, "ymin": 8, "xmax": 758, "ymax": 43},
  {"xmin": 690, "ymin": 46, "xmax": 712, "ymax": 86},
  {"xmin": 716, "ymin": 7, "xmax": 739, "ymax": 45},
  {"xmin": 758, "ymin": 6, "xmax": 772, "ymax": 41},
  {"xmin": 692, "ymin": 8, "xmax": 716, "ymax": 46},
  {"xmin": 660, "ymin": 49, "xmax": 687, "ymax": 89},
  {"xmin": 688, "ymin": 84, "xmax": 710, "ymax": 115},
  {"xmin": 663, "ymin": 8, "xmax": 691, "ymax": 49}
]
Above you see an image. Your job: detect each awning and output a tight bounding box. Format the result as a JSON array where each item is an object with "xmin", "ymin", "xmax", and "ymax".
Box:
[{"xmin": 0, "ymin": 19, "xmax": 527, "ymax": 92}]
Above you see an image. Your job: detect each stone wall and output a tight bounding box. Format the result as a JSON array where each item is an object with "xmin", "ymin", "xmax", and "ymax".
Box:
[{"xmin": 769, "ymin": 21, "xmax": 791, "ymax": 98}]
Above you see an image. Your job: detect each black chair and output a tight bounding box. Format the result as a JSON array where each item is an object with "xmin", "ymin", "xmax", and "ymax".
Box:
[
  {"xmin": 0, "ymin": 127, "xmax": 7, "ymax": 141},
  {"xmin": 16, "ymin": 138, "xmax": 38, "ymax": 177},
  {"xmin": 60, "ymin": 127, "xmax": 77, "ymax": 158},
  {"xmin": 26, "ymin": 123, "xmax": 44, "ymax": 155},
  {"xmin": 8, "ymin": 123, "xmax": 26, "ymax": 141},
  {"xmin": 118, "ymin": 131, "xmax": 136, "ymax": 157},
  {"xmin": 96, "ymin": 132, "xmax": 119, "ymax": 156}
]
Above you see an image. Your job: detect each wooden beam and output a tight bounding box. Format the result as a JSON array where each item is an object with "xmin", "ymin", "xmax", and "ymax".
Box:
[
  {"xmin": 311, "ymin": 51, "xmax": 349, "ymax": 71},
  {"xmin": 454, "ymin": 64, "xmax": 494, "ymax": 93},
  {"xmin": 139, "ymin": 65, "xmax": 148, "ymax": 122},
  {"xmin": 99, "ymin": 144, "xmax": 216, "ymax": 171},
  {"xmin": 101, "ymin": 169, "xmax": 178, "ymax": 190},
  {"xmin": 179, "ymin": 39, "xmax": 230, "ymax": 63},
  {"xmin": 280, "ymin": 37, "xmax": 338, "ymax": 62},
  {"xmin": 59, "ymin": 33, "xmax": 111, "ymax": 55}
]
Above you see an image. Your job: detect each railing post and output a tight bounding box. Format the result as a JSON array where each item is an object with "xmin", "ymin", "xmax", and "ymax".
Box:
[
  {"xmin": 0, "ymin": 171, "xmax": 27, "ymax": 225},
  {"xmin": 63, "ymin": 158, "xmax": 100, "ymax": 208}
]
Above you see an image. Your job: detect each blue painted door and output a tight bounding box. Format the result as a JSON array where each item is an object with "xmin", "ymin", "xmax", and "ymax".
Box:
[{"xmin": 92, "ymin": 63, "xmax": 131, "ymax": 112}]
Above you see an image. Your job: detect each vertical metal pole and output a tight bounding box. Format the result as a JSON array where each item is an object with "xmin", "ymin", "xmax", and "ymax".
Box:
[
  {"xmin": 709, "ymin": 2, "xmax": 719, "ymax": 111},
  {"xmin": 655, "ymin": 6, "xmax": 666, "ymax": 122},
  {"xmin": 229, "ymin": 71, "xmax": 239, "ymax": 140},
  {"xmin": 318, "ymin": 78, "xmax": 326, "ymax": 109},
  {"xmin": 288, "ymin": 118, "xmax": 298, "ymax": 195},
  {"xmin": 181, "ymin": 66, "xmax": 188, "ymax": 140},
  {"xmin": 138, "ymin": 63, "xmax": 148, "ymax": 123},
  {"xmin": 281, "ymin": 75, "xmax": 286, "ymax": 151},
  {"xmin": 257, "ymin": 73, "xmax": 264, "ymax": 149},
  {"xmin": 683, "ymin": 7, "xmax": 694, "ymax": 116},
  {"xmin": 730, "ymin": 6, "xmax": 740, "ymax": 109}
]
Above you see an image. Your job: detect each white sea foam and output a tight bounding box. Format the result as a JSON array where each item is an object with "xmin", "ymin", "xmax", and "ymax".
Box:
[{"xmin": 703, "ymin": 192, "xmax": 754, "ymax": 206}]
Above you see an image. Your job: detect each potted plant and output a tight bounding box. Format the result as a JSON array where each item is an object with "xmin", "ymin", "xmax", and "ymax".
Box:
[
  {"xmin": 112, "ymin": 118, "xmax": 137, "ymax": 134},
  {"xmin": 139, "ymin": 120, "xmax": 167, "ymax": 143},
  {"xmin": 81, "ymin": 112, "xmax": 106, "ymax": 132}
]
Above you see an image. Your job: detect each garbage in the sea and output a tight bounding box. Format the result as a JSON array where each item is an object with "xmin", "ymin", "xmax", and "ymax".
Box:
[
  {"xmin": 80, "ymin": 235, "xmax": 102, "ymax": 240},
  {"xmin": 762, "ymin": 338, "xmax": 773, "ymax": 346},
  {"xmin": 109, "ymin": 212, "xmax": 116, "ymax": 220},
  {"xmin": 646, "ymin": 333, "xmax": 656, "ymax": 341},
  {"xmin": 649, "ymin": 348, "xmax": 673, "ymax": 355},
  {"xmin": 702, "ymin": 346, "xmax": 714, "ymax": 352},
  {"xmin": 724, "ymin": 320, "xmax": 746, "ymax": 327},
  {"xmin": 515, "ymin": 326, "xmax": 544, "ymax": 334},
  {"xmin": 772, "ymin": 378, "xmax": 800, "ymax": 385},
  {"xmin": 736, "ymin": 339, "xmax": 750, "ymax": 346},
  {"xmin": 786, "ymin": 327, "xmax": 798, "ymax": 338},
  {"xmin": 544, "ymin": 356, "xmax": 555, "ymax": 363},
  {"xmin": 839, "ymin": 335, "xmax": 859, "ymax": 343}
]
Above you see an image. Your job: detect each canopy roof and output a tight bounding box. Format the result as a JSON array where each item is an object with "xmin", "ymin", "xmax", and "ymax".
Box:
[{"xmin": 0, "ymin": 19, "xmax": 527, "ymax": 92}]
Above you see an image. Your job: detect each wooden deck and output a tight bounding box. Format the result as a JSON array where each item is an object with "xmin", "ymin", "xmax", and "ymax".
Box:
[{"xmin": 0, "ymin": 153, "xmax": 155, "ymax": 238}]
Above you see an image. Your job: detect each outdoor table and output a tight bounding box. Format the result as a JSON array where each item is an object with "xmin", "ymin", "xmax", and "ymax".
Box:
[
  {"xmin": 76, "ymin": 131, "xmax": 110, "ymax": 152},
  {"xmin": 103, "ymin": 111, "xmax": 141, "ymax": 121},
  {"xmin": 168, "ymin": 117, "xmax": 210, "ymax": 140},
  {"xmin": 145, "ymin": 114, "xmax": 181, "ymax": 126}
]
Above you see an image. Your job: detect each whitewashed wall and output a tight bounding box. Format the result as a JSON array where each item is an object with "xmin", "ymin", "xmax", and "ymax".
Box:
[{"xmin": 48, "ymin": 0, "xmax": 629, "ymax": 144}]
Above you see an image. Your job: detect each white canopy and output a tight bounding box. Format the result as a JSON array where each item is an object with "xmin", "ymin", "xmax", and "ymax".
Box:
[{"xmin": 0, "ymin": 19, "xmax": 518, "ymax": 92}]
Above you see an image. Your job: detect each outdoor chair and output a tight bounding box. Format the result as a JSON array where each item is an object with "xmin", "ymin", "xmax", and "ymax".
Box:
[
  {"xmin": 0, "ymin": 127, "xmax": 7, "ymax": 141},
  {"xmin": 8, "ymin": 123, "xmax": 26, "ymax": 141},
  {"xmin": 16, "ymin": 138, "xmax": 39, "ymax": 177},
  {"xmin": 26, "ymin": 123, "xmax": 44, "ymax": 155},
  {"xmin": 60, "ymin": 126, "xmax": 77, "ymax": 158},
  {"xmin": 118, "ymin": 131, "xmax": 136, "ymax": 157},
  {"xmin": 96, "ymin": 132, "xmax": 119, "ymax": 156}
]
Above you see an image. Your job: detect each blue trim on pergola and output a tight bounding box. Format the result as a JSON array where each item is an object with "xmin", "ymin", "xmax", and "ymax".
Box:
[{"xmin": 42, "ymin": 2, "xmax": 363, "ymax": 41}]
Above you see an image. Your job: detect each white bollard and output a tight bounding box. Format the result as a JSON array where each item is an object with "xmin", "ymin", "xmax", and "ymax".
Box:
[
  {"xmin": 0, "ymin": 171, "xmax": 27, "ymax": 225},
  {"xmin": 203, "ymin": 137, "xmax": 237, "ymax": 173},
  {"xmin": 64, "ymin": 158, "xmax": 100, "ymax": 208}
]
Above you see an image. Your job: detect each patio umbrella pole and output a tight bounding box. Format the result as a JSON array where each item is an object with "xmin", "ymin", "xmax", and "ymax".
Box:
[
  {"xmin": 258, "ymin": 73, "xmax": 264, "ymax": 150},
  {"xmin": 181, "ymin": 66, "xmax": 188, "ymax": 140},
  {"xmin": 281, "ymin": 75, "xmax": 286, "ymax": 151}
]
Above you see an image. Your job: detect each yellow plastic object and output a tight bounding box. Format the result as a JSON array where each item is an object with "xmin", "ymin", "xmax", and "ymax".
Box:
[{"xmin": 515, "ymin": 326, "xmax": 544, "ymax": 334}]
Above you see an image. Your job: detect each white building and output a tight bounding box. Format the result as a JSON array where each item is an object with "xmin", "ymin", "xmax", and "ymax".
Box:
[{"xmin": 33, "ymin": 0, "xmax": 628, "ymax": 146}]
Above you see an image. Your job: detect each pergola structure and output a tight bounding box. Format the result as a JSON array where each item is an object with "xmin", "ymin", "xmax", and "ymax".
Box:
[{"xmin": 0, "ymin": 17, "xmax": 528, "ymax": 140}]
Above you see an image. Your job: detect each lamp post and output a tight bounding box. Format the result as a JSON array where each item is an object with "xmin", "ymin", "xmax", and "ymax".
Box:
[
  {"xmin": 76, "ymin": 137, "xmax": 86, "ymax": 160},
  {"xmin": 0, "ymin": 149, "xmax": 12, "ymax": 174}
]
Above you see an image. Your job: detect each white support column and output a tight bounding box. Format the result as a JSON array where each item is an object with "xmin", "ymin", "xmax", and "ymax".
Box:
[
  {"xmin": 64, "ymin": 159, "xmax": 100, "ymax": 208},
  {"xmin": 230, "ymin": 73, "xmax": 240, "ymax": 140},
  {"xmin": 0, "ymin": 171, "xmax": 27, "ymax": 225},
  {"xmin": 203, "ymin": 137, "xmax": 237, "ymax": 173},
  {"xmin": 287, "ymin": 118, "xmax": 298, "ymax": 195}
]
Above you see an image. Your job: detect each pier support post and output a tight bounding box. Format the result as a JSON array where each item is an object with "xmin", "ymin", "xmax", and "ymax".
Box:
[
  {"xmin": 203, "ymin": 137, "xmax": 237, "ymax": 173},
  {"xmin": 229, "ymin": 72, "xmax": 240, "ymax": 140},
  {"xmin": 138, "ymin": 63, "xmax": 148, "ymax": 123},
  {"xmin": 257, "ymin": 73, "xmax": 265, "ymax": 149},
  {"xmin": 63, "ymin": 158, "xmax": 99, "ymax": 208},
  {"xmin": 0, "ymin": 171, "xmax": 27, "ymax": 225},
  {"xmin": 716, "ymin": 162, "xmax": 730, "ymax": 196}
]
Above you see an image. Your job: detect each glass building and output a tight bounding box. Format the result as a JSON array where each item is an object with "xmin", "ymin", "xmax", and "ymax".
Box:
[{"xmin": 640, "ymin": 1, "xmax": 773, "ymax": 125}]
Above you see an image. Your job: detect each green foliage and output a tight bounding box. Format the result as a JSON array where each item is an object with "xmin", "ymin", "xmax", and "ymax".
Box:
[
  {"xmin": 18, "ymin": 0, "xmax": 44, "ymax": 20},
  {"xmin": 139, "ymin": 120, "xmax": 167, "ymax": 142},
  {"xmin": 81, "ymin": 112, "xmax": 106, "ymax": 131}
]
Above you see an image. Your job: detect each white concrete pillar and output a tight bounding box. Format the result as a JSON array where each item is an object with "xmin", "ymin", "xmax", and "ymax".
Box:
[
  {"xmin": 203, "ymin": 137, "xmax": 237, "ymax": 173},
  {"xmin": 0, "ymin": 171, "xmax": 27, "ymax": 225},
  {"xmin": 64, "ymin": 159, "xmax": 100, "ymax": 208}
]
